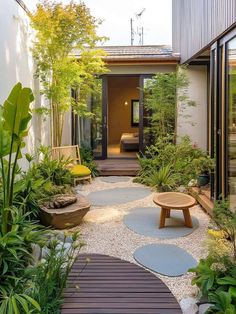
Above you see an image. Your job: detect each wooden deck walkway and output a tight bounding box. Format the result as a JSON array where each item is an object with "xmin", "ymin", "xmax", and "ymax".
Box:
[
  {"xmin": 96, "ymin": 159, "xmax": 140, "ymax": 176},
  {"xmin": 62, "ymin": 254, "xmax": 182, "ymax": 314}
]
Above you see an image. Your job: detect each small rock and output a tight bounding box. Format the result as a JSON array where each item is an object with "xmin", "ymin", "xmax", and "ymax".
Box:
[
  {"xmin": 41, "ymin": 247, "xmax": 50, "ymax": 258},
  {"xmin": 56, "ymin": 242, "xmax": 72, "ymax": 255},
  {"xmin": 198, "ymin": 303, "xmax": 213, "ymax": 314},
  {"xmin": 56, "ymin": 233, "xmax": 73, "ymax": 243},
  {"xmin": 180, "ymin": 297, "xmax": 198, "ymax": 314},
  {"xmin": 32, "ymin": 244, "xmax": 42, "ymax": 263},
  {"xmin": 188, "ymin": 179, "xmax": 197, "ymax": 187},
  {"xmin": 177, "ymin": 185, "xmax": 187, "ymax": 193}
]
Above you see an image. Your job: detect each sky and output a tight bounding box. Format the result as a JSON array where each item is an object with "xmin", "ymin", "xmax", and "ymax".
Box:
[{"xmin": 24, "ymin": 0, "xmax": 172, "ymax": 46}]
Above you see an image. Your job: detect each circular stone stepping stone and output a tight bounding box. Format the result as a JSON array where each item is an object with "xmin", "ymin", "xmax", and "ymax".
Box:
[
  {"xmin": 100, "ymin": 176, "xmax": 131, "ymax": 183},
  {"xmin": 88, "ymin": 187, "xmax": 151, "ymax": 206},
  {"xmin": 134, "ymin": 244, "xmax": 197, "ymax": 276},
  {"xmin": 123, "ymin": 207, "xmax": 199, "ymax": 239}
]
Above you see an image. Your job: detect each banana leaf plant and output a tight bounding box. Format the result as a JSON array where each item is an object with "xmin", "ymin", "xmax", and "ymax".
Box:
[{"xmin": 0, "ymin": 83, "xmax": 34, "ymax": 235}]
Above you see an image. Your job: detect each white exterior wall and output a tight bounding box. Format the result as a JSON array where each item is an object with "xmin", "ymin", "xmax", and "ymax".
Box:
[
  {"xmin": 0, "ymin": 1, "xmax": 52, "ymax": 168},
  {"xmin": 176, "ymin": 65, "xmax": 208, "ymax": 150}
]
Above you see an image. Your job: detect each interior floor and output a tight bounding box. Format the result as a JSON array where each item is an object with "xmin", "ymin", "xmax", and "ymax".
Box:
[{"xmin": 108, "ymin": 144, "xmax": 138, "ymax": 158}]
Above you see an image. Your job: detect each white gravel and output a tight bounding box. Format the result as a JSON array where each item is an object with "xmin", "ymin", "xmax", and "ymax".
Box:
[{"xmin": 72, "ymin": 177, "xmax": 210, "ymax": 301}]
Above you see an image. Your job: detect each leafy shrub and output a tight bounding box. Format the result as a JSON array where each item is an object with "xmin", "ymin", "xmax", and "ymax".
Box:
[
  {"xmin": 0, "ymin": 83, "xmax": 85, "ymax": 313},
  {"xmin": 11, "ymin": 147, "xmax": 74, "ymax": 219},
  {"xmin": 136, "ymin": 136, "xmax": 206, "ymax": 190},
  {"xmin": 189, "ymin": 199, "xmax": 236, "ymax": 313},
  {"xmin": 0, "ymin": 83, "xmax": 47, "ymax": 313},
  {"xmin": 143, "ymin": 66, "xmax": 195, "ymax": 141},
  {"xmin": 80, "ymin": 142, "xmax": 98, "ymax": 177},
  {"xmin": 35, "ymin": 146, "xmax": 73, "ymax": 187},
  {"xmin": 28, "ymin": 231, "xmax": 85, "ymax": 314},
  {"xmin": 140, "ymin": 164, "xmax": 179, "ymax": 192}
]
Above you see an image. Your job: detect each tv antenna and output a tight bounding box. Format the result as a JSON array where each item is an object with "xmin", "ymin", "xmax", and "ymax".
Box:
[{"xmin": 130, "ymin": 8, "xmax": 145, "ymax": 46}]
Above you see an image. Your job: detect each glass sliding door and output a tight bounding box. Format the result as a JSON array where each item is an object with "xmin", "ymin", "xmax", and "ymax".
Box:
[
  {"xmin": 91, "ymin": 77, "xmax": 107, "ymax": 159},
  {"xmin": 226, "ymin": 36, "xmax": 236, "ymax": 210}
]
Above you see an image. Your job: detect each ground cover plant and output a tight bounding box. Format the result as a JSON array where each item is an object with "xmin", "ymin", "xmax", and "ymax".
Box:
[
  {"xmin": 190, "ymin": 199, "xmax": 236, "ymax": 313},
  {"xmin": 0, "ymin": 83, "xmax": 84, "ymax": 313}
]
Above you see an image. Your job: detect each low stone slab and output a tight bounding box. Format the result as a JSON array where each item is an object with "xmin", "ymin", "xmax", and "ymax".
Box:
[
  {"xmin": 100, "ymin": 176, "xmax": 131, "ymax": 183},
  {"xmin": 40, "ymin": 194, "xmax": 90, "ymax": 229},
  {"xmin": 83, "ymin": 208, "xmax": 122, "ymax": 223},
  {"xmin": 134, "ymin": 244, "xmax": 197, "ymax": 277},
  {"xmin": 87, "ymin": 187, "xmax": 152, "ymax": 206},
  {"xmin": 124, "ymin": 207, "xmax": 199, "ymax": 239}
]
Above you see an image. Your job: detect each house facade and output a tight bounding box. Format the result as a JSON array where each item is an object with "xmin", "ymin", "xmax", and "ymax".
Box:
[
  {"xmin": 73, "ymin": 46, "xmax": 179, "ymax": 159},
  {"xmin": 172, "ymin": 0, "xmax": 236, "ymax": 209}
]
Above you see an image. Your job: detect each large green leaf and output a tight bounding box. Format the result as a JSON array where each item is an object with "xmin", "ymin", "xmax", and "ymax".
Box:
[
  {"xmin": 0, "ymin": 107, "xmax": 11, "ymax": 158},
  {"xmin": 3, "ymin": 83, "xmax": 34, "ymax": 138},
  {"xmin": 217, "ymin": 277, "xmax": 236, "ymax": 286},
  {"xmin": 2, "ymin": 83, "xmax": 22, "ymax": 134}
]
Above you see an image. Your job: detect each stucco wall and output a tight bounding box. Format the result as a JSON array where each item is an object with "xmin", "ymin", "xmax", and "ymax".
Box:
[
  {"xmin": 176, "ymin": 65, "xmax": 208, "ymax": 150},
  {"xmin": 0, "ymin": 1, "xmax": 51, "ymax": 168},
  {"xmin": 108, "ymin": 76, "xmax": 139, "ymax": 144}
]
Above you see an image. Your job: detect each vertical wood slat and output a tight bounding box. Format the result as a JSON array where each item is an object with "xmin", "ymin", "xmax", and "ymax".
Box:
[{"xmin": 172, "ymin": 0, "xmax": 236, "ymax": 63}]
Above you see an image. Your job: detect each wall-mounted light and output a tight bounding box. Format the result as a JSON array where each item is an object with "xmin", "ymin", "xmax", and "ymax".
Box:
[{"xmin": 124, "ymin": 101, "xmax": 128, "ymax": 106}]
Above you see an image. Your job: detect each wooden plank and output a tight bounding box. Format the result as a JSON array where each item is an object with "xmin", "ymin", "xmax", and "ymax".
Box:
[
  {"xmin": 62, "ymin": 254, "xmax": 181, "ymax": 313},
  {"xmin": 95, "ymin": 158, "xmax": 140, "ymax": 176},
  {"xmin": 61, "ymin": 309, "xmax": 179, "ymax": 314}
]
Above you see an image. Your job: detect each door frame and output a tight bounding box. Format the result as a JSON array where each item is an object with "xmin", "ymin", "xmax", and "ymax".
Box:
[
  {"xmin": 209, "ymin": 27, "xmax": 236, "ymax": 200},
  {"xmin": 100, "ymin": 75, "xmax": 108, "ymax": 159},
  {"xmin": 98, "ymin": 73, "xmax": 158, "ymax": 159}
]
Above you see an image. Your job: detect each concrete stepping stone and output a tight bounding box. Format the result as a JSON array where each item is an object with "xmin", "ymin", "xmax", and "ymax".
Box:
[
  {"xmin": 134, "ymin": 244, "xmax": 197, "ymax": 276},
  {"xmin": 124, "ymin": 207, "xmax": 199, "ymax": 239},
  {"xmin": 87, "ymin": 187, "xmax": 152, "ymax": 206}
]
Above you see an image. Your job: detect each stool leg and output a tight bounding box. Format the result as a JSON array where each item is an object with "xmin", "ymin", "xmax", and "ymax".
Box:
[
  {"xmin": 166, "ymin": 209, "xmax": 171, "ymax": 218},
  {"xmin": 159, "ymin": 208, "xmax": 167, "ymax": 228},
  {"xmin": 183, "ymin": 209, "xmax": 193, "ymax": 228}
]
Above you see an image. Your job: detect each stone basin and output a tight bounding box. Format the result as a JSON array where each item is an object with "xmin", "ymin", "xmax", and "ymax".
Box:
[{"xmin": 40, "ymin": 194, "xmax": 90, "ymax": 229}]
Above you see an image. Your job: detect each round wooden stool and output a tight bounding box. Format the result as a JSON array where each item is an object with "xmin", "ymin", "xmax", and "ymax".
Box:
[{"xmin": 153, "ymin": 192, "xmax": 196, "ymax": 229}]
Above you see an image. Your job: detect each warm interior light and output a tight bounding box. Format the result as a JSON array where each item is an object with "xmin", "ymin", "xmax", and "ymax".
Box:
[{"xmin": 124, "ymin": 101, "xmax": 128, "ymax": 106}]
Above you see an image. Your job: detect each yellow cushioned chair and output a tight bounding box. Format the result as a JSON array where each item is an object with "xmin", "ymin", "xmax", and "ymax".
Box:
[
  {"xmin": 51, "ymin": 145, "xmax": 92, "ymax": 185},
  {"xmin": 70, "ymin": 164, "xmax": 91, "ymax": 177}
]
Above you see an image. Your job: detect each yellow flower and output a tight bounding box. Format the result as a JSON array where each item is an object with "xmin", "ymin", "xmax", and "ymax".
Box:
[{"xmin": 207, "ymin": 229, "xmax": 225, "ymax": 238}]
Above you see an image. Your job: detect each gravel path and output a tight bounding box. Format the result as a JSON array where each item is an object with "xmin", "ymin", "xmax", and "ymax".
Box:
[{"xmin": 73, "ymin": 177, "xmax": 210, "ymax": 302}]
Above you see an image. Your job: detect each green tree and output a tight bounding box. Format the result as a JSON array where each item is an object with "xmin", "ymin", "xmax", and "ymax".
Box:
[
  {"xmin": 30, "ymin": 0, "xmax": 107, "ymax": 146},
  {"xmin": 144, "ymin": 65, "xmax": 195, "ymax": 141}
]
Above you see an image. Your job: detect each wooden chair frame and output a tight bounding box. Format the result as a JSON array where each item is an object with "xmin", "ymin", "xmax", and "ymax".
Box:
[{"xmin": 51, "ymin": 145, "xmax": 92, "ymax": 185}]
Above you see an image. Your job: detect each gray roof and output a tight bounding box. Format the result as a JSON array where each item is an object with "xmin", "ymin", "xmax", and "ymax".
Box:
[{"xmin": 74, "ymin": 45, "xmax": 179, "ymax": 62}]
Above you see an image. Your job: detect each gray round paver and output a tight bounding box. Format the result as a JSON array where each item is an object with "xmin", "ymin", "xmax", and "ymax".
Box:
[
  {"xmin": 87, "ymin": 187, "xmax": 152, "ymax": 206},
  {"xmin": 134, "ymin": 244, "xmax": 197, "ymax": 276},
  {"xmin": 123, "ymin": 207, "xmax": 199, "ymax": 239}
]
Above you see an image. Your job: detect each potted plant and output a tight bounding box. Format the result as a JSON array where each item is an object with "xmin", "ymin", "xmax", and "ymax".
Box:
[{"xmin": 193, "ymin": 156, "xmax": 215, "ymax": 187}]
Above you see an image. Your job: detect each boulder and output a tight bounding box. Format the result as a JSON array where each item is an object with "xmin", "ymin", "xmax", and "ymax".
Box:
[
  {"xmin": 40, "ymin": 194, "xmax": 90, "ymax": 229},
  {"xmin": 180, "ymin": 297, "xmax": 198, "ymax": 314}
]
